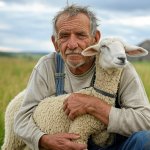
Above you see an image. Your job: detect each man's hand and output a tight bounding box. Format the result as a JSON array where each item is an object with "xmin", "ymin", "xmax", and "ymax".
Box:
[
  {"xmin": 63, "ymin": 93, "xmax": 96, "ymax": 120},
  {"xmin": 63, "ymin": 93, "xmax": 111, "ymax": 125},
  {"xmin": 39, "ymin": 133, "xmax": 87, "ymax": 150}
]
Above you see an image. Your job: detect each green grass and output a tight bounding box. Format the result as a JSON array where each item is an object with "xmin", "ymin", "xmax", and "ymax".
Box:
[
  {"xmin": 132, "ymin": 61, "xmax": 150, "ymax": 100},
  {"xmin": 0, "ymin": 57, "xmax": 37, "ymax": 146},
  {"xmin": 0, "ymin": 57, "xmax": 150, "ymax": 147}
]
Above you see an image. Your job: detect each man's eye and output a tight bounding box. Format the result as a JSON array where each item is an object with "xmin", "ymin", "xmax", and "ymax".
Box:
[
  {"xmin": 60, "ymin": 34, "xmax": 69, "ymax": 39},
  {"xmin": 77, "ymin": 33, "xmax": 87, "ymax": 39},
  {"xmin": 58, "ymin": 34, "xmax": 69, "ymax": 42}
]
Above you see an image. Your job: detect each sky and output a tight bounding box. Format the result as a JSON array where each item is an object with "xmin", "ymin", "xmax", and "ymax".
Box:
[{"xmin": 0, "ymin": 0, "xmax": 150, "ymax": 53}]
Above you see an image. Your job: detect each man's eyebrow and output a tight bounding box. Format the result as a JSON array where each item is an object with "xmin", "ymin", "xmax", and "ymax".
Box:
[
  {"xmin": 76, "ymin": 31, "xmax": 87, "ymax": 34},
  {"xmin": 58, "ymin": 30, "xmax": 70, "ymax": 35},
  {"xmin": 59, "ymin": 31, "xmax": 69, "ymax": 34}
]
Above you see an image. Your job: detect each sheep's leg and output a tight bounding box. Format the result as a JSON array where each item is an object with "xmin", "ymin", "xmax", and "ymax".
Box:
[
  {"xmin": 68, "ymin": 114, "xmax": 104, "ymax": 145},
  {"xmin": 92, "ymin": 129, "xmax": 114, "ymax": 147}
]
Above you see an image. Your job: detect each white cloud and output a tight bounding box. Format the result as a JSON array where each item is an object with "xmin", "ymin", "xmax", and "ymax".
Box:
[
  {"xmin": 0, "ymin": 23, "xmax": 12, "ymax": 30},
  {"xmin": 0, "ymin": 46, "xmax": 22, "ymax": 52},
  {"xmin": 105, "ymin": 16, "xmax": 150, "ymax": 28},
  {"xmin": 1, "ymin": 35, "xmax": 55, "ymax": 52},
  {"xmin": 96, "ymin": 9, "xmax": 150, "ymax": 28},
  {"xmin": 0, "ymin": 1, "xmax": 149, "ymax": 52},
  {"xmin": 0, "ymin": 1, "xmax": 5, "ymax": 7},
  {"xmin": 0, "ymin": 2, "xmax": 59, "ymax": 14}
]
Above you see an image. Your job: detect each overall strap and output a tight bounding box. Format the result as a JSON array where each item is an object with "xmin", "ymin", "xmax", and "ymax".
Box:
[
  {"xmin": 91, "ymin": 69, "xmax": 117, "ymax": 99},
  {"xmin": 55, "ymin": 53, "xmax": 65, "ymax": 96}
]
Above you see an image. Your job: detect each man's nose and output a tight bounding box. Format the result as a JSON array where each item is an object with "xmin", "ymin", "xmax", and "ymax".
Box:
[{"xmin": 67, "ymin": 35, "xmax": 78, "ymax": 50}]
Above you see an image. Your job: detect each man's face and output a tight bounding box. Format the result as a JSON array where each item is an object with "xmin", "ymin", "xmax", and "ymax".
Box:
[{"xmin": 54, "ymin": 13, "xmax": 99, "ymax": 74}]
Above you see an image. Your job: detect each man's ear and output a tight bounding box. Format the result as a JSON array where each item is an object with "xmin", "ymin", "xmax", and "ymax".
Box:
[
  {"xmin": 94, "ymin": 30, "xmax": 101, "ymax": 44},
  {"xmin": 51, "ymin": 35, "xmax": 59, "ymax": 52}
]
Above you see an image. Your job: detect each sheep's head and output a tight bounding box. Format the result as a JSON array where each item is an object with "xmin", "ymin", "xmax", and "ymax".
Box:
[{"xmin": 82, "ymin": 38, "xmax": 148, "ymax": 69}]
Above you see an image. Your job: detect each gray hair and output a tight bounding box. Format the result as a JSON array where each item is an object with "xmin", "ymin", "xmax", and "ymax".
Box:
[{"xmin": 52, "ymin": 4, "xmax": 99, "ymax": 38}]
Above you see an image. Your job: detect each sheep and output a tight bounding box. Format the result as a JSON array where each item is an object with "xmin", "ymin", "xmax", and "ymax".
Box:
[{"xmin": 2, "ymin": 37, "xmax": 148, "ymax": 150}]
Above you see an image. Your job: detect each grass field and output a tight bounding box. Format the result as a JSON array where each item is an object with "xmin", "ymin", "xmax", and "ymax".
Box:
[
  {"xmin": 132, "ymin": 61, "xmax": 150, "ymax": 99},
  {"xmin": 0, "ymin": 57, "xmax": 37, "ymax": 146},
  {"xmin": 0, "ymin": 57, "xmax": 150, "ymax": 147}
]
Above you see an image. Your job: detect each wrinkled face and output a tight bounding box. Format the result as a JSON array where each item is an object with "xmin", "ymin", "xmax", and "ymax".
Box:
[
  {"xmin": 100, "ymin": 41, "xmax": 127, "ymax": 69},
  {"xmin": 54, "ymin": 13, "xmax": 99, "ymax": 74}
]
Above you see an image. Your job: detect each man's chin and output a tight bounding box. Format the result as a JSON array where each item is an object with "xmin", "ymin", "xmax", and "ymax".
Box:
[
  {"xmin": 67, "ymin": 54, "xmax": 82, "ymax": 60},
  {"xmin": 66, "ymin": 61, "xmax": 85, "ymax": 69}
]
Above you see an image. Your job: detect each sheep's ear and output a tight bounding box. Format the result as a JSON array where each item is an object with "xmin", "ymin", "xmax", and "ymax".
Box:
[
  {"xmin": 81, "ymin": 44, "xmax": 100, "ymax": 56},
  {"xmin": 125, "ymin": 45, "xmax": 148, "ymax": 57}
]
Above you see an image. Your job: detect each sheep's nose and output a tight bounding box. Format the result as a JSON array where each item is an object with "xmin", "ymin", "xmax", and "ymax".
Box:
[{"xmin": 118, "ymin": 57, "xmax": 126, "ymax": 63}]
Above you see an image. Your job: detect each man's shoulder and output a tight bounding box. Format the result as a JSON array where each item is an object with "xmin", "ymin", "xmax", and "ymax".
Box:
[
  {"xmin": 120, "ymin": 62, "xmax": 139, "ymax": 85},
  {"xmin": 122, "ymin": 62, "xmax": 137, "ymax": 77},
  {"xmin": 35, "ymin": 52, "xmax": 56, "ymax": 69}
]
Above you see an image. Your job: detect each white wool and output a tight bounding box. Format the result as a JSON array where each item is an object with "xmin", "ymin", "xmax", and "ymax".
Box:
[{"xmin": 2, "ymin": 38, "xmax": 148, "ymax": 150}]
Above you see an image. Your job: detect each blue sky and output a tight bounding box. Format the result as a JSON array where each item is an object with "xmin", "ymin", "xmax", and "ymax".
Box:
[{"xmin": 0, "ymin": 0, "xmax": 150, "ymax": 52}]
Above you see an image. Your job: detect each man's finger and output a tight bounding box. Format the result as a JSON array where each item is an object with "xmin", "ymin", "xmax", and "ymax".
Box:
[
  {"xmin": 63, "ymin": 133, "xmax": 80, "ymax": 140},
  {"xmin": 63, "ymin": 99, "xmax": 68, "ymax": 111},
  {"xmin": 65, "ymin": 108, "xmax": 70, "ymax": 116}
]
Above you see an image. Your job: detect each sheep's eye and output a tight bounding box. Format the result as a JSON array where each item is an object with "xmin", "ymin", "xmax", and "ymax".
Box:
[
  {"xmin": 101, "ymin": 45, "xmax": 110, "ymax": 53},
  {"xmin": 101, "ymin": 45, "xmax": 109, "ymax": 50}
]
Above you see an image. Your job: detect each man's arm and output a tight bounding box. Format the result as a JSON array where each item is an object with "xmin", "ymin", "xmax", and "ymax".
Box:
[
  {"xmin": 63, "ymin": 92, "xmax": 111, "ymax": 125},
  {"xmin": 107, "ymin": 63, "xmax": 150, "ymax": 136},
  {"xmin": 14, "ymin": 54, "xmax": 87, "ymax": 150},
  {"xmin": 14, "ymin": 66, "xmax": 50, "ymax": 149},
  {"xmin": 64, "ymin": 63, "xmax": 150, "ymax": 136}
]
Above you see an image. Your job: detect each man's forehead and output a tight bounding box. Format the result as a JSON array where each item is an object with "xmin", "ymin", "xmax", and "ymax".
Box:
[
  {"xmin": 58, "ymin": 28, "xmax": 87, "ymax": 33},
  {"xmin": 56, "ymin": 13, "xmax": 90, "ymax": 34},
  {"xmin": 56, "ymin": 13, "xmax": 90, "ymax": 24}
]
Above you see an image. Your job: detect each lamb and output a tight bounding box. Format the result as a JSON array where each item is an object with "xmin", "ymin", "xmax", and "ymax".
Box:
[{"xmin": 2, "ymin": 37, "xmax": 148, "ymax": 150}]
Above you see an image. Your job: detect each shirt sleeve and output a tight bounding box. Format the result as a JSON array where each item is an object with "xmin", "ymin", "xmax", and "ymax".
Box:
[
  {"xmin": 107, "ymin": 63, "xmax": 150, "ymax": 136},
  {"xmin": 14, "ymin": 57, "xmax": 54, "ymax": 150}
]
